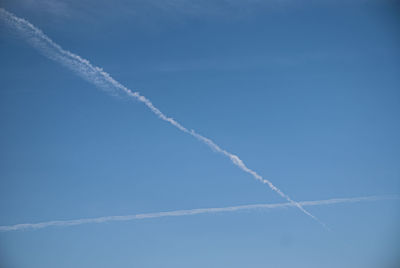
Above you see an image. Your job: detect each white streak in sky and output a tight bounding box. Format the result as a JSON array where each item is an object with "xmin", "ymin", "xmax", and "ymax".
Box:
[
  {"xmin": 0, "ymin": 8, "xmax": 320, "ymax": 226},
  {"xmin": 0, "ymin": 195, "xmax": 397, "ymax": 232}
]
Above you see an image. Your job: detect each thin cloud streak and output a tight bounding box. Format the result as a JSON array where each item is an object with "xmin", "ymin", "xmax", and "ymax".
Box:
[
  {"xmin": 0, "ymin": 195, "xmax": 397, "ymax": 232},
  {"xmin": 0, "ymin": 8, "xmax": 321, "ymax": 226}
]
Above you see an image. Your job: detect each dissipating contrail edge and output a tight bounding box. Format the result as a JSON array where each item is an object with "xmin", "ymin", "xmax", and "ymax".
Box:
[{"xmin": 0, "ymin": 195, "xmax": 398, "ymax": 232}]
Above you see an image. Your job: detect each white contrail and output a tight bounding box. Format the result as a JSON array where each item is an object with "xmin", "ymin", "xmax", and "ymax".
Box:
[
  {"xmin": 0, "ymin": 195, "xmax": 397, "ymax": 232},
  {"xmin": 0, "ymin": 8, "xmax": 321, "ymax": 226}
]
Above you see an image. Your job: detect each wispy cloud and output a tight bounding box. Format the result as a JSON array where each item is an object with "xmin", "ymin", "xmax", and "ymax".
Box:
[
  {"xmin": 1, "ymin": 0, "xmax": 286, "ymax": 22},
  {"xmin": 0, "ymin": 8, "xmax": 323, "ymax": 227},
  {"xmin": 1, "ymin": 195, "xmax": 397, "ymax": 232},
  {"xmin": 1, "ymin": 0, "xmax": 376, "ymax": 28}
]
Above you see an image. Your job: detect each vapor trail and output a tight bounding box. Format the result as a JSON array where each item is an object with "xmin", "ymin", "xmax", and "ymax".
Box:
[
  {"xmin": 0, "ymin": 8, "xmax": 321, "ymax": 226},
  {"xmin": 0, "ymin": 195, "xmax": 397, "ymax": 232}
]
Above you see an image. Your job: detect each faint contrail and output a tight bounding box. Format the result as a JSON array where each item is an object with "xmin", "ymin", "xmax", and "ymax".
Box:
[
  {"xmin": 0, "ymin": 8, "xmax": 321, "ymax": 226},
  {"xmin": 0, "ymin": 195, "xmax": 397, "ymax": 232}
]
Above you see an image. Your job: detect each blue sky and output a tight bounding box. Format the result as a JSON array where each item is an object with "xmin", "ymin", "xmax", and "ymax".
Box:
[{"xmin": 0, "ymin": 0, "xmax": 400, "ymax": 267}]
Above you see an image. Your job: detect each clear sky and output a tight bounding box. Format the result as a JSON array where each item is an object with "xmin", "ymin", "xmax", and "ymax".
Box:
[{"xmin": 0, "ymin": 0, "xmax": 399, "ymax": 267}]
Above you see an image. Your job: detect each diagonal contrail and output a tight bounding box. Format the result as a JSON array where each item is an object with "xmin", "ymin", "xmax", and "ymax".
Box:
[
  {"xmin": 0, "ymin": 195, "xmax": 397, "ymax": 232},
  {"xmin": 0, "ymin": 8, "xmax": 323, "ymax": 227}
]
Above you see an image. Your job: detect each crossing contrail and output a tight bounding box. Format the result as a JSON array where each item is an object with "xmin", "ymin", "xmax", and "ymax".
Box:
[
  {"xmin": 0, "ymin": 195, "xmax": 397, "ymax": 232},
  {"xmin": 0, "ymin": 8, "xmax": 322, "ymax": 226}
]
